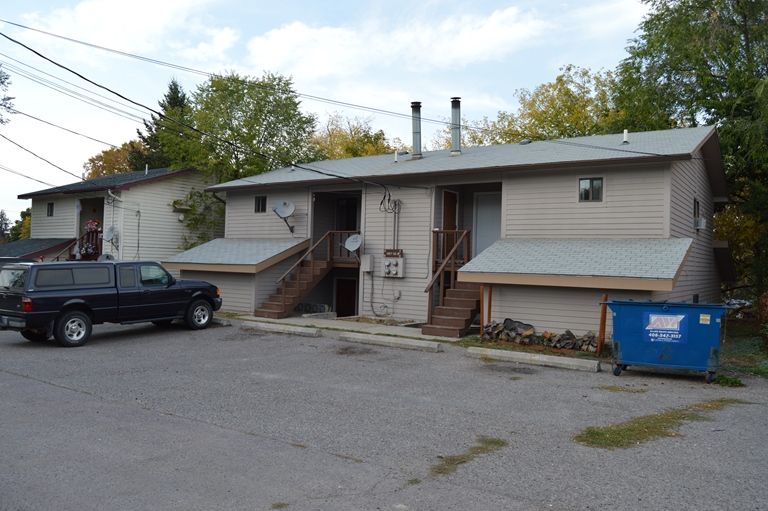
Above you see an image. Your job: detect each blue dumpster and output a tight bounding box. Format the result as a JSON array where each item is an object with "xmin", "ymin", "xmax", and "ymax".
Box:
[{"xmin": 605, "ymin": 300, "xmax": 729, "ymax": 383}]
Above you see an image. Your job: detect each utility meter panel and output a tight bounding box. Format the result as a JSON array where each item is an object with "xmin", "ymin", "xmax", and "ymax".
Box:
[{"xmin": 382, "ymin": 249, "xmax": 404, "ymax": 278}]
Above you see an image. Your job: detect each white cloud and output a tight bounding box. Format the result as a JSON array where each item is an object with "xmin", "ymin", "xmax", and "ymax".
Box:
[{"xmin": 246, "ymin": 7, "xmax": 552, "ymax": 80}]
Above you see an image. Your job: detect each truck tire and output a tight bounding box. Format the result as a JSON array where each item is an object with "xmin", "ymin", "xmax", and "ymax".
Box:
[
  {"xmin": 21, "ymin": 329, "xmax": 50, "ymax": 342},
  {"xmin": 54, "ymin": 311, "xmax": 92, "ymax": 347},
  {"xmin": 185, "ymin": 300, "xmax": 212, "ymax": 330}
]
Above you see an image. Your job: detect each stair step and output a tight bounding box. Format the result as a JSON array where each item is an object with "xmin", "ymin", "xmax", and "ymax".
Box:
[
  {"xmin": 253, "ymin": 309, "xmax": 283, "ymax": 319},
  {"xmin": 429, "ymin": 315, "xmax": 472, "ymax": 329},
  {"xmin": 421, "ymin": 324, "xmax": 465, "ymax": 338},
  {"xmin": 444, "ymin": 297, "xmax": 479, "ymax": 309},
  {"xmin": 259, "ymin": 302, "xmax": 286, "ymax": 312},
  {"xmin": 446, "ymin": 289, "xmax": 480, "ymax": 300},
  {"xmin": 434, "ymin": 306, "xmax": 475, "ymax": 319},
  {"xmin": 453, "ymin": 281, "xmax": 483, "ymax": 290}
]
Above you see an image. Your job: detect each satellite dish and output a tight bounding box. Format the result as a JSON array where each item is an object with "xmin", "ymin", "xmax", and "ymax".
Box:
[
  {"xmin": 104, "ymin": 225, "xmax": 117, "ymax": 241},
  {"xmin": 97, "ymin": 253, "xmax": 115, "ymax": 261},
  {"xmin": 272, "ymin": 201, "xmax": 296, "ymax": 219},
  {"xmin": 344, "ymin": 234, "xmax": 363, "ymax": 252}
]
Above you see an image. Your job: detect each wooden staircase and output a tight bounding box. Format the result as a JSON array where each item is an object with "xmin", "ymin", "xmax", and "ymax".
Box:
[
  {"xmin": 421, "ymin": 281, "xmax": 481, "ymax": 337},
  {"xmin": 253, "ymin": 231, "xmax": 359, "ymax": 320},
  {"xmin": 422, "ymin": 229, "xmax": 480, "ymax": 338},
  {"xmin": 254, "ymin": 260, "xmax": 332, "ymax": 319}
]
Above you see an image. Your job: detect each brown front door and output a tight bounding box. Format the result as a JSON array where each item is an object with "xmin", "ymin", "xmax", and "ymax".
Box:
[{"xmin": 335, "ymin": 278, "xmax": 357, "ymax": 317}]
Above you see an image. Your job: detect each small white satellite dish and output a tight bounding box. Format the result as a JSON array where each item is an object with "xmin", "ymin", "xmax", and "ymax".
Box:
[
  {"xmin": 104, "ymin": 225, "xmax": 117, "ymax": 242},
  {"xmin": 344, "ymin": 234, "xmax": 363, "ymax": 252},
  {"xmin": 272, "ymin": 201, "xmax": 296, "ymax": 219},
  {"xmin": 97, "ymin": 253, "xmax": 115, "ymax": 261}
]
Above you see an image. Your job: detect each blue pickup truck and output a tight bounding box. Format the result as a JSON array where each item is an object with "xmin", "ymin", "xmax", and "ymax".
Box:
[{"xmin": 0, "ymin": 261, "xmax": 222, "ymax": 347}]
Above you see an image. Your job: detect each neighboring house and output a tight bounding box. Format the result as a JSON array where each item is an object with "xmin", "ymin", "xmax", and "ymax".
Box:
[
  {"xmin": 3, "ymin": 168, "xmax": 208, "ymax": 264},
  {"xmin": 164, "ymin": 101, "xmax": 735, "ymax": 337}
]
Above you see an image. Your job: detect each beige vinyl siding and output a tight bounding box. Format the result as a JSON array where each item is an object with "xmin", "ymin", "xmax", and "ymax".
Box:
[
  {"xmin": 657, "ymin": 156, "xmax": 721, "ymax": 303},
  {"xmin": 30, "ymin": 197, "xmax": 78, "ymax": 238},
  {"xmin": 255, "ymin": 255, "xmax": 302, "ymax": 310},
  {"xmin": 503, "ymin": 165, "xmax": 667, "ymax": 239},
  {"xmin": 180, "ymin": 270, "xmax": 254, "ymax": 313},
  {"xmin": 116, "ymin": 172, "xmax": 208, "ymax": 262},
  {"xmin": 489, "ymin": 285, "xmax": 650, "ymax": 338},
  {"xmin": 225, "ymin": 188, "xmax": 309, "ymax": 239},
  {"xmin": 359, "ymin": 183, "xmax": 433, "ymax": 321}
]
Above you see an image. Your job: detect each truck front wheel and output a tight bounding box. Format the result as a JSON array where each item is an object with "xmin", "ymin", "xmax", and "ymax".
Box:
[
  {"xmin": 185, "ymin": 300, "xmax": 212, "ymax": 330},
  {"xmin": 54, "ymin": 311, "xmax": 92, "ymax": 347}
]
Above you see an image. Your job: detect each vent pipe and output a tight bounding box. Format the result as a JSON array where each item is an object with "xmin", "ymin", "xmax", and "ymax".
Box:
[
  {"xmin": 411, "ymin": 101, "xmax": 422, "ymax": 159},
  {"xmin": 451, "ymin": 97, "xmax": 461, "ymax": 156}
]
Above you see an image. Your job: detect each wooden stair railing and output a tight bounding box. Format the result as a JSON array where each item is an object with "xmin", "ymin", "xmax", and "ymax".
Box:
[
  {"xmin": 423, "ymin": 230, "xmax": 481, "ymax": 337},
  {"xmin": 51, "ymin": 230, "xmax": 102, "ymax": 261},
  {"xmin": 254, "ymin": 231, "xmax": 360, "ymax": 318}
]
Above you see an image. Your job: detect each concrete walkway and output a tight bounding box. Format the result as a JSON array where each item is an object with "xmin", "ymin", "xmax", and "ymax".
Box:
[{"xmin": 231, "ymin": 314, "xmax": 602, "ymax": 372}]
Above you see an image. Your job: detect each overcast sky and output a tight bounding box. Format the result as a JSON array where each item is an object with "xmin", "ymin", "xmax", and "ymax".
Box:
[{"xmin": 0, "ymin": 0, "xmax": 650, "ymax": 222}]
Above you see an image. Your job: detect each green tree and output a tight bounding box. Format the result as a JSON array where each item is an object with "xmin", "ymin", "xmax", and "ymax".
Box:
[
  {"xmin": 0, "ymin": 64, "xmax": 14, "ymax": 125},
  {"xmin": 8, "ymin": 208, "xmax": 30, "ymax": 242},
  {"xmin": 163, "ymin": 71, "xmax": 319, "ymax": 183},
  {"xmin": 129, "ymin": 78, "xmax": 189, "ymax": 172},
  {"xmin": 83, "ymin": 141, "xmax": 138, "ymax": 179},
  {"xmin": 0, "ymin": 209, "xmax": 9, "ymax": 242},
  {"xmin": 431, "ymin": 66, "xmax": 619, "ymax": 148},
  {"xmin": 312, "ymin": 113, "xmax": 404, "ymax": 159},
  {"xmin": 617, "ymin": 0, "xmax": 768, "ymax": 297}
]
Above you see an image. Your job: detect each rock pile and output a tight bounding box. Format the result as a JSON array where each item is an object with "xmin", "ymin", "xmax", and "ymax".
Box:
[{"xmin": 481, "ymin": 319, "xmax": 598, "ymax": 353}]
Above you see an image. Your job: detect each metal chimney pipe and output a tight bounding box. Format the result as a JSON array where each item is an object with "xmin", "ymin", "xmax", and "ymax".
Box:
[
  {"xmin": 451, "ymin": 97, "xmax": 461, "ymax": 156},
  {"xmin": 411, "ymin": 101, "xmax": 422, "ymax": 159}
]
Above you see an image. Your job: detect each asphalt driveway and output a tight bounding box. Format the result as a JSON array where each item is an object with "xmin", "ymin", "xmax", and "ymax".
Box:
[{"xmin": 1, "ymin": 320, "xmax": 766, "ymax": 511}]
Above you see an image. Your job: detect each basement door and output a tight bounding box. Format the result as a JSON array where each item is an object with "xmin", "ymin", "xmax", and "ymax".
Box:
[{"xmin": 473, "ymin": 192, "xmax": 501, "ymax": 257}]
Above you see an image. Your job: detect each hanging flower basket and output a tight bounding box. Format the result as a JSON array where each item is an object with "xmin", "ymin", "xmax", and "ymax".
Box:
[{"xmin": 85, "ymin": 219, "xmax": 101, "ymax": 232}]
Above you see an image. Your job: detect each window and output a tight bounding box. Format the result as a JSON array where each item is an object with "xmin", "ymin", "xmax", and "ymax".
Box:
[
  {"xmin": 46, "ymin": 202, "xmax": 55, "ymax": 217},
  {"xmin": 140, "ymin": 264, "xmax": 170, "ymax": 286},
  {"xmin": 254, "ymin": 196, "xmax": 267, "ymax": 213},
  {"xmin": 119, "ymin": 266, "xmax": 136, "ymax": 288},
  {"xmin": 579, "ymin": 178, "xmax": 603, "ymax": 202}
]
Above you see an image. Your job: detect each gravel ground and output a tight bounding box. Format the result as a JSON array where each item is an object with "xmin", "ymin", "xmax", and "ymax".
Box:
[{"xmin": 1, "ymin": 320, "xmax": 766, "ymax": 511}]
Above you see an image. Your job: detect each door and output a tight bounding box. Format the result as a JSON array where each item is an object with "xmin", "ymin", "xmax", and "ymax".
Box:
[
  {"xmin": 334, "ymin": 278, "xmax": 357, "ymax": 317},
  {"xmin": 473, "ymin": 192, "xmax": 502, "ymax": 257},
  {"xmin": 442, "ymin": 190, "xmax": 458, "ymax": 259},
  {"xmin": 137, "ymin": 263, "xmax": 189, "ymax": 319}
]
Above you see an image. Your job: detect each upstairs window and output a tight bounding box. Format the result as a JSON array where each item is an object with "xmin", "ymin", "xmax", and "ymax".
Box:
[
  {"xmin": 254, "ymin": 196, "xmax": 267, "ymax": 214},
  {"xmin": 46, "ymin": 202, "xmax": 55, "ymax": 217},
  {"xmin": 579, "ymin": 178, "xmax": 603, "ymax": 202}
]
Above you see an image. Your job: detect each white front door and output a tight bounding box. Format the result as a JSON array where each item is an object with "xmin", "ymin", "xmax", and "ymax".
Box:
[{"xmin": 473, "ymin": 192, "xmax": 501, "ymax": 257}]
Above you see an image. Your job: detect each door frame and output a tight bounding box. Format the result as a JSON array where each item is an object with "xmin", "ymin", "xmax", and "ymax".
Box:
[{"xmin": 472, "ymin": 191, "xmax": 502, "ymax": 257}]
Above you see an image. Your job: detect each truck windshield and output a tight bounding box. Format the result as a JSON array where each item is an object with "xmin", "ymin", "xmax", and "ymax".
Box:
[{"xmin": 0, "ymin": 268, "xmax": 28, "ymax": 290}]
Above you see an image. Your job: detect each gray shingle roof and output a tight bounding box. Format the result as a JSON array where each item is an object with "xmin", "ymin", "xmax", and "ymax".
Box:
[
  {"xmin": 163, "ymin": 238, "xmax": 309, "ymax": 265},
  {"xmin": 208, "ymin": 126, "xmax": 718, "ymax": 192},
  {"xmin": 18, "ymin": 167, "xmax": 196, "ymax": 199},
  {"xmin": 459, "ymin": 238, "xmax": 693, "ymax": 280},
  {"xmin": 0, "ymin": 238, "xmax": 74, "ymax": 258}
]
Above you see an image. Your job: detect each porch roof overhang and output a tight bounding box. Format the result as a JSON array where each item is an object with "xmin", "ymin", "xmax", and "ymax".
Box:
[
  {"xmin": 162, "ymin": 238, "xmax": 310, "ymax": 274},
  {"xmin": 0, "ymin": 238, "xmax": 75, "ymax": 259},
  {"xmin": 458, "ymin": 238, "xmax": 693, "ymax": 292}
]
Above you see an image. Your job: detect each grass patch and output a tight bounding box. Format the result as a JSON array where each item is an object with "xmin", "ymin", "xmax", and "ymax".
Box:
[
  {"xmin": 574, "ymin": 398, "xmax": 746, "ymax": 449},
  {"xmin": 508, "ymin": 376, "xmax": 522, "ymax": 381},
  {"xmin": 290, "ymin": 443, "xmax": 307, "ymax": 449},
  {"xmin": 407, "ymin": 478, "xmax": 422, "ymax": 485},
  {"xmin": 271, "ymin": 503, "xmax": 290, "ymax": 510},
  {"xmin": 598, "ymin": 385, "xmax": 649, "ymax": 393},
  {"xmin": 713, "ymin": 375, "xmax": 746, "ymax": 387},
  {"xmin": 720, "ymin": 318, "xmax": 768, "ymax": 378},
  {"xmin": 431, "ymin": 436, "xmax": 508, "ymax": 476}
]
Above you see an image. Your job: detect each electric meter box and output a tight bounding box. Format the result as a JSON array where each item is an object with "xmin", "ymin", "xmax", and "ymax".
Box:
[{"xmin": 382, "ymin": 257, "xmax": 404, "ymax": 278}]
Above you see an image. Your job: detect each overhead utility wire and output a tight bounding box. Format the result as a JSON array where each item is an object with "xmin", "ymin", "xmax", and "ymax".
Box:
[
  {"xmin": 0, "ymin": 59, "xmax": 145, "ymax": 122},
  {"xmin": 0, "ymin": 163, "xmax": 58, "ymax": 188},
  {"xmin": 0, "ymin": 132, "xmax": 83, "ymax": 180},
  {"xmin": 0, "ymin": 19, "xmax": 448, "ymax": 129},
  {"xmin": 0, "ymin": 30, "xmax": 388, "ymax": 192},
  {"xmin": 9, "ymin": 108, "xmax": 118, "ymax": 147}
]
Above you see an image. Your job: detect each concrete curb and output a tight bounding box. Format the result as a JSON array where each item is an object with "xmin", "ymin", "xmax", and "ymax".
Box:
[
  {"xmin": 243, "ymin": 321, "xmax": 323, "ymax": 338},
  {"xmin": 467, "ymin": 347, "xmax": 601, "ymax": 372},
  {"xmin": 339, "ymin": 332, "xmax": 444, "ymax": 353}
]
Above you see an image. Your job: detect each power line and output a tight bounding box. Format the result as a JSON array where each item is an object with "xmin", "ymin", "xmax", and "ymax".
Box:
[{"xmin": 9, "ymin": 108, "xmax": 118, "ymax": 147}]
